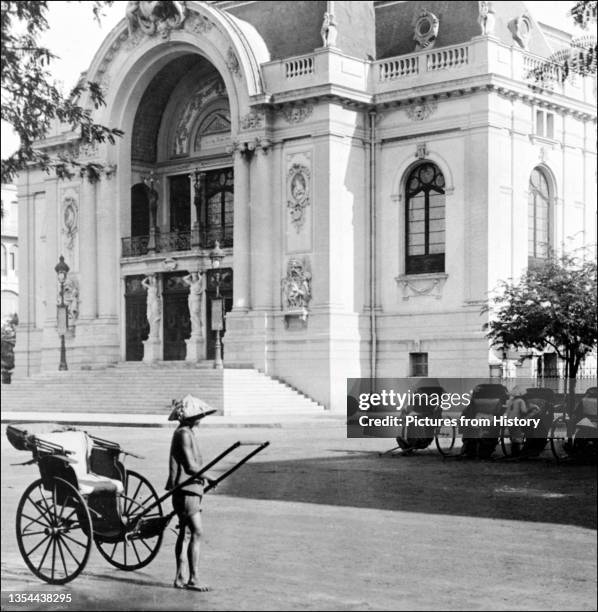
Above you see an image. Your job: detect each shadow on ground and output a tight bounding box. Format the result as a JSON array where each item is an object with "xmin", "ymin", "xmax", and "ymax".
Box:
[{"xmin": 214, "ymin": 449, "xmax": 597, "ymax": 530}]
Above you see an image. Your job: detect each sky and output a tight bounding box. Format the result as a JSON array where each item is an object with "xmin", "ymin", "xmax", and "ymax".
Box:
[{"xmin": 0, "ymin": 1, "xmax": 585, "ymax": 159}]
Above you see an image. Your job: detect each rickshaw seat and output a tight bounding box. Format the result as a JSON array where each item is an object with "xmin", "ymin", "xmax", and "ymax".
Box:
[{"xmin": 35, "ymin": 431, "xmax": 124, "ymax": 496}]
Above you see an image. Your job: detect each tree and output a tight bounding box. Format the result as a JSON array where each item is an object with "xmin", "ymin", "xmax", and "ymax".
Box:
[
  {"xmin": 1, "ymin": 1, "xmax": 122, "ymax": 187},
  {"xmin": 529, "ymin": 0, "xmax": 597, "ymax": 84},
  {"xmin": 484, "ymin": 252, "xmax": 598, "ymax": 410}
]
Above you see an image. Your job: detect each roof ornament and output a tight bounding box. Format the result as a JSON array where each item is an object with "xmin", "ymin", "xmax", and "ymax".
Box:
[
  {"xmin": 126, "ymin": 1, "xmax": 187, "ymax": 39},
  {"xmin": 414, "ymin": 9, "xmax": 439, "ymax": 51}
]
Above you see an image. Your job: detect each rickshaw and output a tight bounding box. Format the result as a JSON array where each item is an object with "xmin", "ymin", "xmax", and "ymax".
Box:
[
  {"xmin": 6, "ymin": 423, "xmax": 268, "ymax": 584},
  {"xmin": 380, "ymin": 385, "xmax": 457, "ymax": 458},
  {"xmin": 549, "ymin": 386, "xmax": 598, "ymax": 462},
  {"xmin": 458, "ymin": 383, "xmax": 509, "ymax": 459},
  {"xmin": 499, "ymin": 387, "xmax": 556, "ymax": 458}
]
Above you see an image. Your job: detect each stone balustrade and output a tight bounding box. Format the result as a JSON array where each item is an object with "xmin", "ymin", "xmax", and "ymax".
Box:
[{"xmin": 261, "ymin": 38, "xmax": 596, "ymax": 105}]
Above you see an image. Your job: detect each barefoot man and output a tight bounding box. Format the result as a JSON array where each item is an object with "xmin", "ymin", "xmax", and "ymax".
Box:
[{"xmin": 167, "ymin": 394, "xmax": 217, "ymax": 591}]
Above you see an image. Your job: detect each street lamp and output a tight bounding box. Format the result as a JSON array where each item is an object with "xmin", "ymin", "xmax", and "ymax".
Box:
[
  {"xmin": 209, "ymin": 241, "xmax": 225, "ymax": 370},
  {"xmin": 54, "ymin": 255, "xmax": 70, "ymax": 371}
]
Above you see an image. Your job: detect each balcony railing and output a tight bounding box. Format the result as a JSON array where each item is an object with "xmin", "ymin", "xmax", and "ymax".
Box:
[
  {"xmin": 121, "ymin": 225, "xmax": 233, "ymax": 258},
  {"xmin": 285, "ymin": 55, "xmax": 315, "ymax": 78},
  {"xmin": 262, "ymin": 38, "xmax": 593, "ymax": 104}
]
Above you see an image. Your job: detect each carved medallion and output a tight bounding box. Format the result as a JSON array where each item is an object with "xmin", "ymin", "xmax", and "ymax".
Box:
[
  {"xmin": 287, "ymin": 163, "xmax": 311, "ymax": 232},
  {"xmin": 508, "ymin": 15, "xmax": 532, "ymax": 49},
  {"xmin": 414, "ymin": 9, "xmax": 439, "ymax": 50}
]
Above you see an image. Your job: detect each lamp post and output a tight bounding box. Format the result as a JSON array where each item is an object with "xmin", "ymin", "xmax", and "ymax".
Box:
[
  {"xmin": 209, "ymin": 241, "xmax": 225, "ymax": 370},
  {"xmin": 55, "ymin": 255, "xmax": 70, "ymax": 371}
]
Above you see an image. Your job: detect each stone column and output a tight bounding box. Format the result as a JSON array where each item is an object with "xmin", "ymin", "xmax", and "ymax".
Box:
[
  {"xmin": 78, "ymin": 179, "xmax": 97, "ymax": 320},
  {"xmin": 232, "ymin": 146, "xmax": 251, "ymax": 311},
  {"xmin": 97, "ymin": 176, "xmax": 118, "ymax": 320},
  {"xmin": 251, "ymin": 139, "xmax": 273, "ymax": 308}
]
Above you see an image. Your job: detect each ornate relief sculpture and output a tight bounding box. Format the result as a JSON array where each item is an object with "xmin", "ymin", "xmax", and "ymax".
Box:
[
  {"xmin": 280, "ymin": 104, "xmax": 313, "ymax": 124},
  {"xmin": 142, "ymin": 274, "xmax": 161, "ymax": 339},
  {"xmin": 183, "ymin": 272, "xmax": 205, "ymax": 338},
  {"xmin": 173, "ymin": 77, "xmax": 226, "ymax": 155},
  {"xmin": 413, "ymin": 9, "xmax": 439, "ymax": 50},
  {"xmin": 126, "ymin": 1, "xmax": 187, "ymax": 38},
  {"xmin": 508, "ymin": 15, "xmax": 532, "ymax": 49},
  {"xmin": 226, "ymin": 47, "xmax": 241, "ymax": 77},
  {"xmin": 64, "ymin": 279, "xmax": 80, "ymax": 323},
  {"xmin": 62, "ymin": 195, "xmax": 78, "ymax": 250},
  {"xmin": 320, "ymin": 12, "xmax": 338, "ymax": 47},
  {"xmin": 287, "ymin": 163, "xmax": 311, "ymax": 232},
  {"xmin": 240, "ymin": 111, "xmax": 264, "ymax": 130},
  {"xmin": 405, "ymin": 99, "xmax": 437, "ymax": 121},
  {"xmin": 282, "ymin": 258, "xmax": 312, "ymax": 312}
]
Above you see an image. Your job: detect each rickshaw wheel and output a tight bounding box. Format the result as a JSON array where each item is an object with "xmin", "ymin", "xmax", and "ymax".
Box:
[
  {"xmin": 95, "ymin": 470, "xmax": 163, "ymax": 571},
  {"xmin": 499, "ymin": 427, "xmax": 525, "ymax": 457},
  {"xmin": 16, "ymin": 477, "xmax": 92, "ymax": 584},
  {"xmin": 434, "ymin": 424, "xmax": 457, "ymax": 456},
  {"xmin": 549, "ymin": 416, "xmax": 571, "ymax": 462}
]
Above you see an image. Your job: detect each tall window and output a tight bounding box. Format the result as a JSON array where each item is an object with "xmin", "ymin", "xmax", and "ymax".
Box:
[
  {"xmin": 203, "ymin": 168, "xmax": 234, "ymax": 247},
  {"xmin": 528, "ymin": 168, "xmax": 551, "ymax": 264},
  {"xmin": 405, "ymin": 163, "xmax": 446, "ymax": 274}
]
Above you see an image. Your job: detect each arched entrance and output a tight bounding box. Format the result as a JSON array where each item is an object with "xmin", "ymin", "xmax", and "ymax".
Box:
[{"xmin": 123, "ymin": 51, "xmax": 235, "ymax": 361}]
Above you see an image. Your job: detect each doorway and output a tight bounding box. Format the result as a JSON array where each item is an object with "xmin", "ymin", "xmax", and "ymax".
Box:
[{"xmin": 162, "ymin": 272, "xmax": 191, "ymax": 360}]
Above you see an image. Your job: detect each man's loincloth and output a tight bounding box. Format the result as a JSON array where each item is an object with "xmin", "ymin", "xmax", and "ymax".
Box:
[{"xmin": 172, "ymin": 491, "xmax": 202, "ymax": 521}]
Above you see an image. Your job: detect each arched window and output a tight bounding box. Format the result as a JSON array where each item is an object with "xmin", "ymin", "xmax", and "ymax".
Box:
[
  {"xmin": 405, "ymin": 163, "xmax": 446, "ymax": 274},
  {"xmin": 528, "ymin": 167, "xmax": 551, "ymax": 264},
  {"xmin": 1, "ymin": 244, "xmax": 6, "ymax": 276}
]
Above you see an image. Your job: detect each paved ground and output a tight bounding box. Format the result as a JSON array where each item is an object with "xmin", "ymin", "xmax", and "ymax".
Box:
[{"xmin": 1, "ymin": 423, "xmax": 596, "ymax": 611}]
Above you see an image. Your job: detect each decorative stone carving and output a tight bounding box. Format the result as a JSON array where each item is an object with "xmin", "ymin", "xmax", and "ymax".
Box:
[
  {"xmin": 173, "ymin": 76, "xmax": 226, "ymax": 155},
  {"xmin": 226, "ymin": 47, "xmax": 241, "ymax": 77},
  {"xmin": 415, "ymin": 143, "xmax": 429, "ymax": 159},
  {"xmin": 287, "ymin": 162, "xmax": 311, "ymax": 232},
  {"xmin": 62, "ymin": 194, "xmax": 78, "ymax": 250},
  {"xmin": 64, "ymin": 278, "xmax": 80, "ymax": 323},
  {"xmin": 163, "ymin": 257, "xmax": 178, "ymax": 271},
  {"xmin": 405, "ymin": 99, "xmax": 437, "ymax": 121},
  {"xmin": 184, "ymin": 11, "xmax": 214, "ymax": 34},
  {"xmin": 282, "ymin": 258, "xmax": 312, "ymax": 316},
  {"xmin": 320, "ymin": 12, "xmax": 338, "ymax": 47},
  {"xmin": 414, "ymin": 9, "xmax": 439, "ymax": 51},
  {"xmin": 126, "ymin": 1, "xmax": 187, "ymax": 39},
  {"xmin": 395, "ymin": 273, "xmax": 448, "ymax": 301},
  {"xmin": 142, "ymin": 274, "xmax": 161, "ymax": 340},
  {"xmin": 183, "ymin": 272, "xmax": 205, "ymax": 338},
  {"xmin": 240, "ymin": 111, "xmax": 264, "ymax": 130},
  {"xmin": 508, "ymin": 15, "xmax": 532, "ymax": 49},
  {"xmin": 478, "ymin": 1, "xmax": 496, "ymax": 36},
  {"xmin": 280, "ymin": 104, "xmax": 314, "ymax": 124}
]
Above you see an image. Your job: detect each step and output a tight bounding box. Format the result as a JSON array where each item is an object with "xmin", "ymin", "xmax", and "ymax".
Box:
[{"xmin": 2, "ymin": 365, "xmax": 326, "ymax": 417}]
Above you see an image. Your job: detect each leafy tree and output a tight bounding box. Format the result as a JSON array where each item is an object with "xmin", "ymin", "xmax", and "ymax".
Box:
[
  {"xmin": 484, "ymin": 252, "xmax": 598, "ymax": 410},
  {"xmin": 1, "ymin": 1, "xmax": 122, "ymax": 187},
  {"xmin": 530, "ymin": 0, "xmax": 597, "ymax": 84}
]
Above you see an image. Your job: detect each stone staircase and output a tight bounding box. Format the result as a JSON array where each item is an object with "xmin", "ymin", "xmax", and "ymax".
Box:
[{"xmin": 1, "ymin": 363, "xmax": 326, "ymax": 417}]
